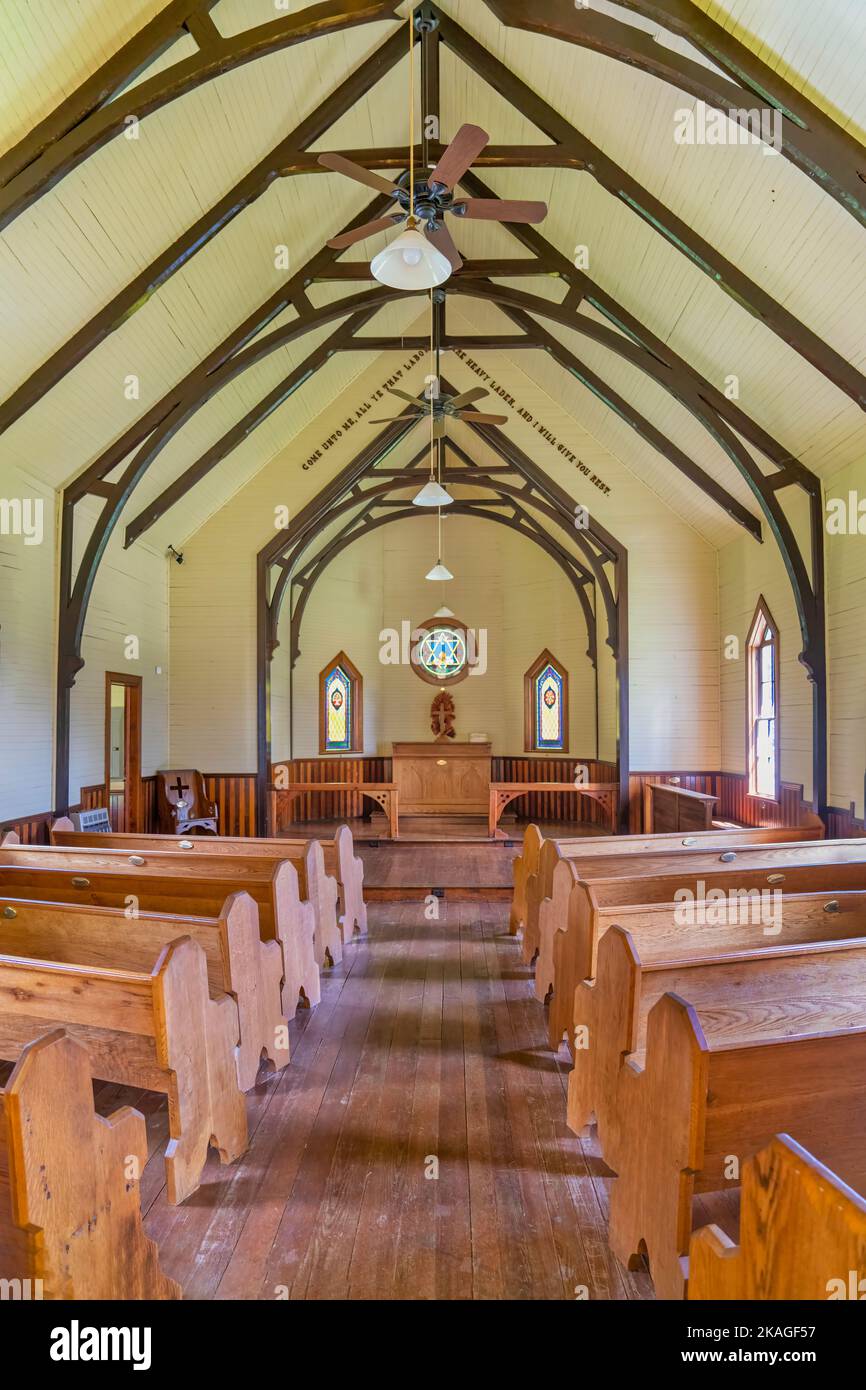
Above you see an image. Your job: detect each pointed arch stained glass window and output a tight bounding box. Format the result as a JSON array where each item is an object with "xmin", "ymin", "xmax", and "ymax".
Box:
[
  {"xmin": 536, "ymin": 664, "xmax": 564, "ymax": 750},
  {"xmin": 324, "ymin": 664, "xmax": 352, "ymax": 752},
  {"xmin": 525, "ymin": 650, "xmax": 569, "ymax": 753}
]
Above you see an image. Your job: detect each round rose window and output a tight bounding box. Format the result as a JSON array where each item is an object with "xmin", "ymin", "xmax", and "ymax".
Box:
[{"xmin": 417, "ymin": 626, "xmax": 467, "ymax": 681}]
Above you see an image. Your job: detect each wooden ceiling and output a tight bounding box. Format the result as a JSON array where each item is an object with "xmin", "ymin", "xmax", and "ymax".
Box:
[{"xmin": 1, "ymin": 0, "xmax": 865, "ymax": 559}]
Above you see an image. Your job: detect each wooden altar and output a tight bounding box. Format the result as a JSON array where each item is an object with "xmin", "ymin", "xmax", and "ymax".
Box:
[{"xmin": 392, "ymin": 742, "xmax": 492, "ymax": 816}]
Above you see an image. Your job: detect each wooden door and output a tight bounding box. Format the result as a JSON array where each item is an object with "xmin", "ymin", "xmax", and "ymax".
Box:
[{"xmin": 105, "ymin": 674, "xmax": 142, "ymax": 831}]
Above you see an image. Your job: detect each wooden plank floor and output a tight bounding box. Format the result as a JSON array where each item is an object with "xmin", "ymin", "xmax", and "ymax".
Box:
[{"xmin": 97, "ymin": 899, "xmax": 655, "ymax": 1300}]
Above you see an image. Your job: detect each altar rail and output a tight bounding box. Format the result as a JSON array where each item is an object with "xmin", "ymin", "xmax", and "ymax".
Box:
[{"xmin": 3, "ymin": 764, "xmax": 863, "ymax": 842}]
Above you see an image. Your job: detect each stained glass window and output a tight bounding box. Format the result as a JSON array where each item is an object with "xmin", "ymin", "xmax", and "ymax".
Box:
[
  {"xmin": 320, "ymin": 653, "xmax": 362, "ymax": 754},
  {"xmin": 418, "ymin": 626, "xmax": 467, "ymax": 681},
  {"xmin": 525, "ymin": 651, "xmax": 568, "ymax": 753}
]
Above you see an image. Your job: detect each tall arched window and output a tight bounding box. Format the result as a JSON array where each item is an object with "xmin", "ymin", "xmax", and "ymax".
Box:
[
  {"xmin": 525, "ymin": 650, "xmax": 569, "ymax": 753},
  {"xmin": 319, "ymin": 652, "xmax": 363, "ymax": 754},
  {"xmin": 747, "ymin": 598, "xmax": 779, "ymax": 800}
]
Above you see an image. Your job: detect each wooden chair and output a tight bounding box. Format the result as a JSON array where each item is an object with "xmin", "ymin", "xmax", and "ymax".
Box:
[
  {"xmin": 607, "ymin": 947, "xmax": 866, "ymax": 1298},
  {"xmin": 156, "ymin": 769, "xmax": 218, "ymax": 835},
  {"xmin": 0, "ymin": 847, "xmax": 321, "ymax": 1016},
  {"xmin": 0, "ymin": 891, "xmax": 288, "ymax": 1091},
  {"xmin": 0, "ymin": 930, "xmax": 247, "ymax": 1204},
  {"xmin": 0, "ymin": 1029, "xmax": 180, "ymax": 1299},
  {"xmin": 689, "ymin": 1135, "xmax": 866, "ymax": 1301}
]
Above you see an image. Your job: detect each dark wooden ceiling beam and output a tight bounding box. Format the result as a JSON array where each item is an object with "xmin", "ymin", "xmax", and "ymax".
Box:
[
  {"xmin": 316, "ymin": 258, "xmax": 554, "ymax": 279},
  {"xmin": 483, "ymin": 0, "xmax": 866, "ymax": 228},
  {"xmin": 0, "ymin": 25, "xmax": 412, "ymax": 438},
  {"xmin": 499, "ymin": 303, "xmax": 764, "ymax": 540},
  {"xmin": 438, "ymin": 11, "xmax": 866, "ymax": 412},
  {"xmin": 123, "ymin": 307, "xmax": 380, "ymax": 546},
  {"xmin": 0, "ymin": 0, "xmax": 401, "ymax": 231}
]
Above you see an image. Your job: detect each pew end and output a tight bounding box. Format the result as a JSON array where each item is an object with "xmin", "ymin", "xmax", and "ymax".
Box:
[
  {"xmin": 689, "ymin": 1134, "xmax": 866, "ymax": 1300},
  {"xmin": 0, "ymin": 1029, "xmax": 180, "ymax": 1299}
]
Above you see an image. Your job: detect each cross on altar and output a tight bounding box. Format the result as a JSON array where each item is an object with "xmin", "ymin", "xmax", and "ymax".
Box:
[{"xmin": 171, "ymin": 776, "xmax": 190, "ymax": 800}]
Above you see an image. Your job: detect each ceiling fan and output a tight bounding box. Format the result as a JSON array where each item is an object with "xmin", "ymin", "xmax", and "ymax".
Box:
[
  {"xmin": 369, "ymin": 383, "xmax": 509, "ymax": 437},
  {"xmin": 318, "ymin": 123, "xmax": 547, "ymax": 269}
]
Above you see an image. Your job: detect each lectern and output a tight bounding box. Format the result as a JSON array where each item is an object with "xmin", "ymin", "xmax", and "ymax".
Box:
[{"xmin": 391, "ymin": 742, "xmax": 492, "ymax": 816}]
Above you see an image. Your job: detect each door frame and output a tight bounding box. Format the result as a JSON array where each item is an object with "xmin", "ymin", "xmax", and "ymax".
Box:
[{"xmin": 104, "ymin": 672, "xmax": 143, "ymax": 831}]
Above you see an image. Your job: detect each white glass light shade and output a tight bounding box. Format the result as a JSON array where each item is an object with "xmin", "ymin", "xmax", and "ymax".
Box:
[
  {"xmin": 425, "ymin": 561, "xmax": 454, "ymax": 581},
  {"xmin": 412, "ymin": 479, "xmax": 453, "ymax": 507},
  {"xmin": 370, "ymin": 228, "xmax": 452, "ymax": 289},
  {"xmin": 434, "ymin": 605, "xmax": 455, "ymax": 618}
]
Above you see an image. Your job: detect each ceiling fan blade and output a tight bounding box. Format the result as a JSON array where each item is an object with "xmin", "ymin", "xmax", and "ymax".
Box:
[
  {"xmin": 426, "ymin": 223, "xmax": 463, "ymax": 270},
  {"xmin": 457, "ymin": 198, "xmax": 548, "ymax": 223},
  {"xmin": 327, "ymin": 215, "xmax": 403, "ymax": 249},
  {"xmin": 455, "ymin": 412, "xmax": 510, "ymax": 426},
  {"xmin": 317, "ymin": 153, "xmax": 400, "ymax": 196},
  {"xmin": 428, "ymin": 124, "xmax": 490, "ymax": 190},
  {"xmin": 449, "ymin": 386, "xmax": 489, "ymax": 409},
  {"xmin": 386, "ymin": 387, "xmax": 425, "ymax": 404},
  {"xmin": 368, "ymin": 415, "xmax": 422, "ymax": 424}
]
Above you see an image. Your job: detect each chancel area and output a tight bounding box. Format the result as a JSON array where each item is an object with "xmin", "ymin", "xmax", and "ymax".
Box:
[{"xmin": 2, "ymin": 0, "xmax": 866, "ymax": 1316}]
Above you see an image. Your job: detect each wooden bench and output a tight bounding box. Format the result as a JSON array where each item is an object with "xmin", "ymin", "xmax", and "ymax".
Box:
[
  {"xmin": 489, "ymin": 782, "xmax": 617, "ymax": 838},
  {"xmin": 0, "ymin": 848, "xmax": 320, "ymax": 1016},
  {"xmin": 566, "ymin": 892, "xmax": 866, "ymax": 1160},
  {"xmin": 539, "ymin": 854, "xmax": 866, "ymax": 1050},
  {"xmin": 0, "ymin": 1029, "xmax": 180, "ymax": 1299},
  {"xmin": 49, "ymin": 818, "xmax": 366, "ymax": 943},
  {"xmin": 643, "ymin": 782, "xmax": 718, "ymax": 833},
  {"xmin": 271, "ymin": 783, "xmax": 400, "ymax": 839},
  {"xmin": 689, "ymin": 1134, "xmax": 866, "ymax": 1301},
  {"xmin": 606, "ymin": 944, "xmax": 866, "ymax": 1298},
  {"xmin": 510, "ymin": 820, "xmax": 827, "ymax": 941},
  {"xmin": 0, "ymin": 891, "xmax": 287, "ymax": 1091},
  {"xmin": 523, "ymin": 829, "xmax": 866, "ymax": 972},
  {"xmin": 0, "ymin": 928, "xmax": 247, "ymax": 1204}
]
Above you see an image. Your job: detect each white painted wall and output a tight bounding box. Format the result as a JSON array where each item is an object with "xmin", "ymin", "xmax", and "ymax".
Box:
[
  {"xmin": 718, "ymin": 486, "xmax": 815, "ymax": 802},
  {"xmin": 281, "ymin": 517, "xmax": 599, "ymax": 758}
]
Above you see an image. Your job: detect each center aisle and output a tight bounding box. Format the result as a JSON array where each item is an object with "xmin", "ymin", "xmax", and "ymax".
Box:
[{"xmin": 103, "ymin": 896, "xmax": 653, "ymax": 1301}]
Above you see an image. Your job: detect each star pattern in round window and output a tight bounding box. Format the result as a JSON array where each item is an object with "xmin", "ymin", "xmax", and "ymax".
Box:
[{"xmin": 417, "ymin": 626, "xmax": 467, "ymax": 680}]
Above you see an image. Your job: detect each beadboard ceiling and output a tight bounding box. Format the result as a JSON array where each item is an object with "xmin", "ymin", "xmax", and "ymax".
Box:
[{"xmin": 1, "ymin": 0, "xmax": 864, "ymax": 557}]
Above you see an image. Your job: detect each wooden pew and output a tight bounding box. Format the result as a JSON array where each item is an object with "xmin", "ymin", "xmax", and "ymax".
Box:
[
  {"xmin": 540, "ymin": 854, "xmax": 866, "ymax": 1050},
  {"xmin": 643, "ymin": 781, "xmax": 717, "ymax": 833},
  {"xmin": 0, "ymin": 1029, "xmax": 180, "ymax": 1299},
  {"xmin": 48, "ymin": 818, "xmax": 366, "ymax": 943},
  {"xmin": 0, "ymin": 849, "xmax": 320, "ymax": 1016},
  {"xmin": 689, "ymin": 1134, "xmax": 866, "ymax": 1301},
  {"xmin": 0, "ymin": 929, "xmax": 247, "ymax": 1204},
  {"xmin": 527, "ymin": 830, "xmax": 866, "ymax": 981},
  {"xmin": 0, "ymin": 892, "xmax": 287, "ymax": 1091},
  {"xmin": 517, "ymin": 822, "xmax": 834, "ymax": 957},
  {"xmin": 567, "ymin": 894, "xmax": 866, "ymax": 1158},
  {"xmin": 606, "ymin": 945, "xmax": 866, "ymax": 1299}
]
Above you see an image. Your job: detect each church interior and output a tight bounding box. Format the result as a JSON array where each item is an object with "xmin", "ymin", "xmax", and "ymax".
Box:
[{"xmin": 1, "ymin": 0, "xmax": 866, "ymax": 1315}]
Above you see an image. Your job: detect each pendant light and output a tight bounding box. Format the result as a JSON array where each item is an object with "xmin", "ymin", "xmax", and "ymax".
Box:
[
  {"xmin": 371, "ymin": 17, "xmax": 452, "ymax": 292},
  {"xmin": 414, "ymin": 296, "xmax": 453, "ymax": 507}
]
